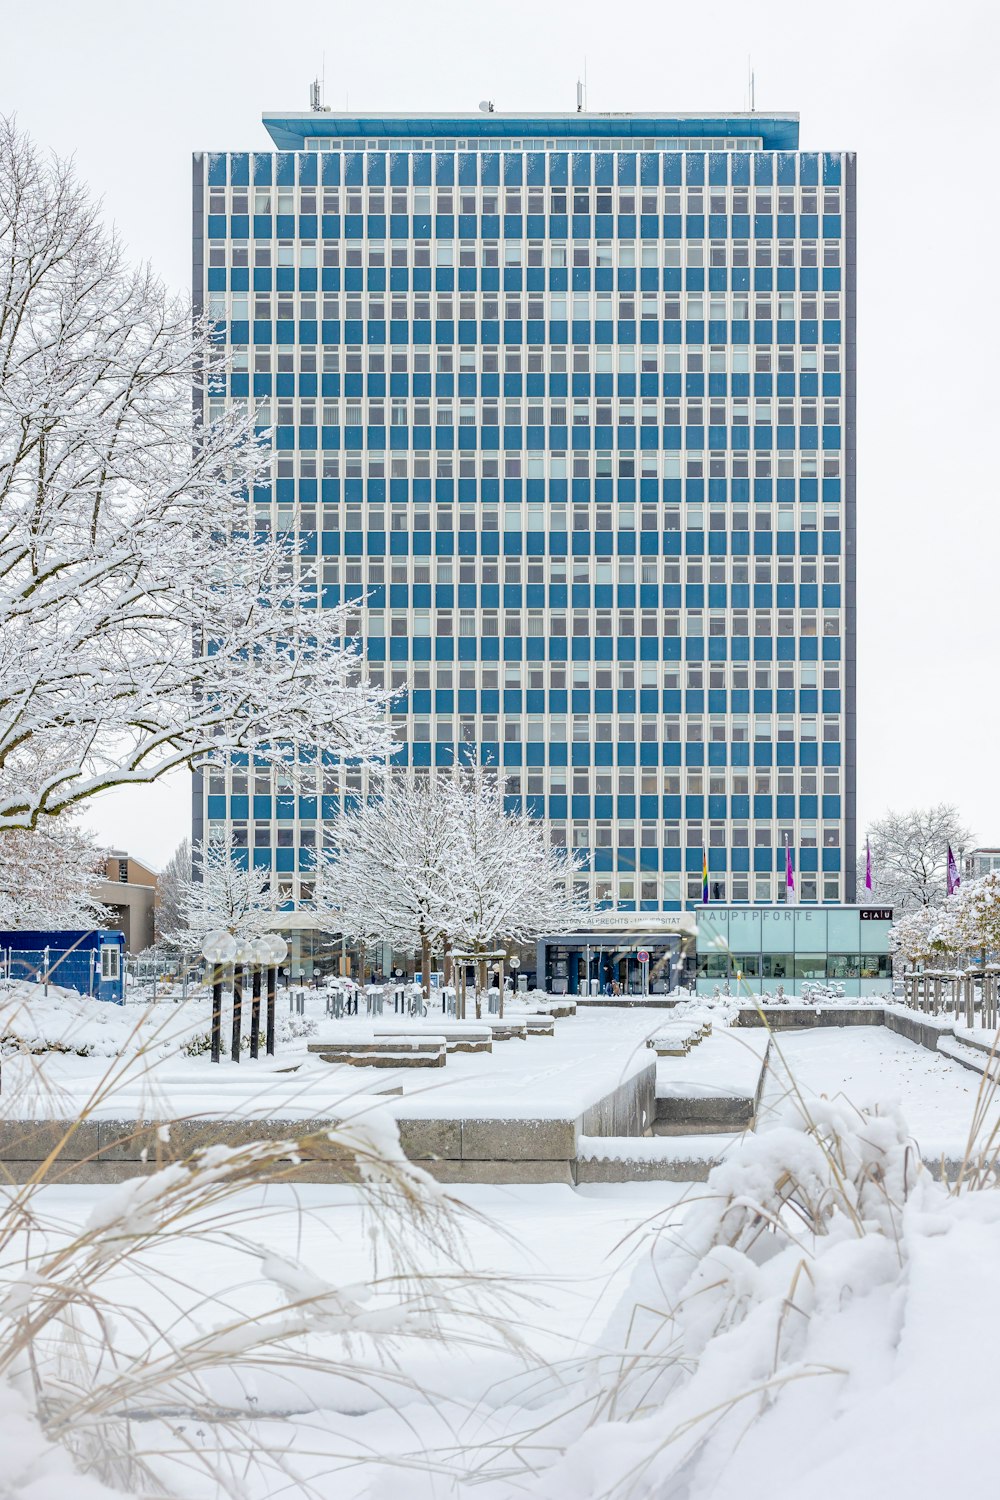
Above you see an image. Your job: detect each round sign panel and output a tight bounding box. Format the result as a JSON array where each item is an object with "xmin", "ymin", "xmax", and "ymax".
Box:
[{"xmin": 637, "ymin": 949, "xmax": 650, "ymax": 963}]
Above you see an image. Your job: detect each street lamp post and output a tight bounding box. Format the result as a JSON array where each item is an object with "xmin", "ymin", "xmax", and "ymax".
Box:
[
  {"xmin": 201, "ymin": 930, "xmax": 238, "ymax": 1064},
  {"xmin": 264, "ymin": 934, "xmax": 287, "ymax": 1056},
  {"xmin": 248, "ymin": 936, "xmax": 268, "ymax": 1059},
  {"xmin": 507, "ymin": 955, "xmax": 521, "ymax": 1019},
  {"xmin": 231, "ymin": 940, "xmax": 251, "ymax": 1063}
]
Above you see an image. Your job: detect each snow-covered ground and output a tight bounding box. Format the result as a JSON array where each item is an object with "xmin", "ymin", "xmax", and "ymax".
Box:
[
  {"xmin": 760, "ymin": 1025, "xmax": 1000, "ymax": 1159},
  {"xmin": 7, "ymin": 984, "xmax": 1000, "ymax": 1498},
  {"xmin": 0, "ymin": 991, "xmax": 661, "ymax": 1122}
]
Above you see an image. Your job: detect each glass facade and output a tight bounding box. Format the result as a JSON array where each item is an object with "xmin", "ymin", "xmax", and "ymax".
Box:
[
  {"xmin": 694, "ymin": 907, "xmax": 890, "ymax": 997},
  {"xmin": 192, "ymin": 110, "xmax": 856, "ymax": 935}
]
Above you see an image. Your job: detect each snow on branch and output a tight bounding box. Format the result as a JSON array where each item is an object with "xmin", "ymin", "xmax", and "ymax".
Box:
[{"xmin": 0, "ymin": 119, "xmax": 393, "ymax": 832}]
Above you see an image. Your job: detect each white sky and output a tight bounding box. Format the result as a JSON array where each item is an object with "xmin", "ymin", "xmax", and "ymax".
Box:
[{"xmin": 6, "ymin": 0, "xmax": 998, "ymax": 870}]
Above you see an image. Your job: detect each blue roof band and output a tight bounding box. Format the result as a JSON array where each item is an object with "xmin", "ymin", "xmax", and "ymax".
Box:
[{"xmin": 261, "ymin": 112, "xmax": 800, "ymax": 152}]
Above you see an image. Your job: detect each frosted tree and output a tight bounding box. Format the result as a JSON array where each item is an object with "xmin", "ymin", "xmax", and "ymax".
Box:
[
  {"xmin": 316, "ymin": 773, "xmax": 462, "ymax": 997},
  {"xmin": 860, "ymin": 804, "xmax": 973, "ymax": 913},
  {"xmin": 0, "ymin": 786, "xmax": 107, "ymax": 929},
  {"xmin": 0, "ymin": 119, "xmax": 391, "ymax": 835},
  {"xmin": 955, "ymin": 872, "xmax": 1000, "ymax": 963},
  {"xmin": 154, "ymin": 836, "xmax": 190, "ymax": 944},
  {"xmin": 889, "ymin": 907, "xmax": 934, "ymax": 971},
  {"xmin": 163, "ymin": 838, "xmax": 276, "ymax": 952},
  {"xmin": 447, "ymin": 757, "xmax": 586, "ymax": 1011}
]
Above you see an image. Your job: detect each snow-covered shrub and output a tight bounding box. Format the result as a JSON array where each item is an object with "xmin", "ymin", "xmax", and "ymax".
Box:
[
  {"xmin": 800, "ymin": 978, "xmax": 847, "ymax": 1002},
  {"xmin": 535, "ymin": 1096, "xmax": 985, "ymax": 1500},
  {"xmin": 278, "ymin": 1012, "xmax": 318, "ymax": 1042}
]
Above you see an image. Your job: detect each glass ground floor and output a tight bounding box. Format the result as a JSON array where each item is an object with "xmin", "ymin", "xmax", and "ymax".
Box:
[
  {"xmin": 538, "ymin": 904, "xmax": 894, "ymax": 999},
  {"xmin": 693, "ymin": 905, "xmax": 893, "ymax": 997}
]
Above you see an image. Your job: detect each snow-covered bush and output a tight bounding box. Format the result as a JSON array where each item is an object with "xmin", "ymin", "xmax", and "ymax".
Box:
[
  {"xmin": 278, "ymin": 1012, "xmax": 317, "ymax": 1043},
  {"xmin": 536, "ymin": 1097, "xmax": 987, "ymax": 1499}
]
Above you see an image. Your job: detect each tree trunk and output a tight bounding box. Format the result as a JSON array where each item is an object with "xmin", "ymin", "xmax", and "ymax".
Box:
[
  {"xmin": 476, "ymin": 952, "xmax": 487, "ymax": 1020},
  {"xmin": 359, "ymin": 939, "xmax": 367, "ymax": 986},
  {"xmin": 443, "ymin": 938, "xmax": 452, "ymax": 988},
  {"xmin": 421, "ymin": 932, "xmax": 432, "ymax": 1003}
]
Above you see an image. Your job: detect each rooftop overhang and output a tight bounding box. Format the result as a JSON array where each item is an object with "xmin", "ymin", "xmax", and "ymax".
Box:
[{"xmin": 261, "ymin": 110, "xmax": 800, "ymax": 152}]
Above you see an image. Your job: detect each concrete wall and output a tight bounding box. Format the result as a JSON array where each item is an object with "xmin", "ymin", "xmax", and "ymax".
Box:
[{"xmin": 0, "ymin": 1062, "xmax": 658, "ymax": 1187}]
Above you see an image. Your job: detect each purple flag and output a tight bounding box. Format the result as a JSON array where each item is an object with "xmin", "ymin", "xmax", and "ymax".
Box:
[
  {"xmin": 785, "ymin": 839, "xmax": 795, "ymax": 896},
  {"xmin": 865, "ymin": 838, "xmax": 872, "ymax": 891},
  {"xmin": 947, "ymin": 844, "xmax": 961, "ymax": 896}
]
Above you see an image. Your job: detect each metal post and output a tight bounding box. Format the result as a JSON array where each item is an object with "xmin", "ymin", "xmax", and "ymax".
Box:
[
  {"xmin": 249, "ymin": 964, "xmax": 262, "ymax": 1058},
  {"xmin": 43, "ymin": 945, "xmax": 50, "ymax": 998},
  {"xmin": 266, "ymin": 965, "xmax": 277, "ymax": 1056},
  {"xmin": 210, "ymin": 966, "xmax": 223, "ymax": 1064},
  {"xmin": 231, "ymin": 963, "xmax": 243, "ymax": 1063}
]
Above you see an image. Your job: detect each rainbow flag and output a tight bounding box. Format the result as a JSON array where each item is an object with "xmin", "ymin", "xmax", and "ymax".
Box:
[{"xmin": 702, "ymin": 849, "xmax": 709, "ymax": 904}]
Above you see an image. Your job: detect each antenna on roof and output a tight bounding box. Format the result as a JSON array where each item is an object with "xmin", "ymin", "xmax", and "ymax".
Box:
[
  {"xmin": 309, "ymin": 77, "xmax": 330, "ymax": 112},
  {"xmin": 576, "ymin": 79, "xmax": 584, "ymax": 113},
  {"xmin": 748, "ymin": 56, "xmax": 756, "ymax": 112},
  {"xmin": 478, "ymin": 99, "xmax": 495, "ymax": 113}
]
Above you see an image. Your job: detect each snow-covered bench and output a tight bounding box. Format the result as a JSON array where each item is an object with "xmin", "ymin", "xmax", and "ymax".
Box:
[
  {"xmin": 307, "ymin": 1037, "xmax": 447, "ymax": 1068},
  {"xmin": 646, "ymin": 1022, "xmax": 709, "ymax": 1057},
  {"xmin": 522, "ymin": 1014, "xmax": 556, "ymax": 1037},
  {"xmin": 374, "ymin": 1023, "xmax": 492, "ymax": 1055},
  {"xmin": 489, "ymin": 1019, "xmax": 528, "ymax": 1041}
]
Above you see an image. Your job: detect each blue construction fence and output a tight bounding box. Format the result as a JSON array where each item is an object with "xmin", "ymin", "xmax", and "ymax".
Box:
[{"xmin": 0, "ymin": 929, "xmax": 126, "ymax": 1004}]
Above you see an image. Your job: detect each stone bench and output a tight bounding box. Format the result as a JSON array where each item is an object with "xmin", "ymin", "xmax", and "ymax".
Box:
[
  {"xmin": 646, "ymin": 1023, "xmax": 707, "ymax": 1057},
  {"xmin": 533, "ymin": 1000, "xmax": 576, "ymax": 1019},
  {"xmin": 374, "ymin": 1024, "xmax": 492, "ymax": 1055},
  {"xmin": 490, "ymin": 1020, "xmax": 528, "ymax": 1041},
  {"xmin": 523, "ymin": 1015, "xmax": 556, "ymax": 1037},
  {"xmin": 307, "ymin": 1037, "xmax": 447, "ymax": 1068}
]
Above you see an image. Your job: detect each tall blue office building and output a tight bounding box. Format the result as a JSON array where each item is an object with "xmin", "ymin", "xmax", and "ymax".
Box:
[{"xmin": 193, "ymin": 109, "xmax": 855, "ymax": 964}]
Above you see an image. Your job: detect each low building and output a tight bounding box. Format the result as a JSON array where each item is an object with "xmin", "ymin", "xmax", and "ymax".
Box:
[
  {"xmin": 0, "ymin": 928, "xmax": 126, "ymax": 1003},
  {"xmin": 539, "ymin": 911, "xmax": 696, "ymax": 996},
  {"xmin": 93, "ymin": 851, "xmax": 158, "ymax": 954},
  {"xmin": 539, "ymin": 904, "xmax": 893, "ymax": 998},
  {"xmin": 965, "ymin": 848, "xmax": 1000, "ymax": 881}
]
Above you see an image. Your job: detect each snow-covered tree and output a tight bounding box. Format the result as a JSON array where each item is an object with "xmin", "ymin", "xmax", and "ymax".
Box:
[
  {"xmin": 317, "ymin": 762, "xmax": 587, "ymax": 1002},
  {"xmin": 0, "ymin": 119, "xmax": 391, "ymax": 834},
  {"xmin": 315, "ymin": 773, "xmax": 461, "ymax": 997},
  {"xmin": 447, "ymin": 757, "xmax": 586, "ymax": 1007},
  {"xmin": 889, "ymin": 906, "xmax": 935, "ymax": 970},
  {"xmin": 154, "ymin": 836, "xmax": 190, "ymax": 944},
  {"xmin": 859, "ymin": 804, "xmax": 973, "ymax": 913},
  {"xmin": 0, "ymin": 797, "xmax": 107, "ymax": 929},
  {"xmin": 955, "ymin": 872, "xmax": 1000, "ymax": 961},
  {"xmin": 163, "ymin": 837, "xmax": 276, "ymax": 952}
]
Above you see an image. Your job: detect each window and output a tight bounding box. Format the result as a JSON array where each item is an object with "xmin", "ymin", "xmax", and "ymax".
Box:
[{"xmin": 100, "ymin": 945, "xmax": 121, "ymax": 981}]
